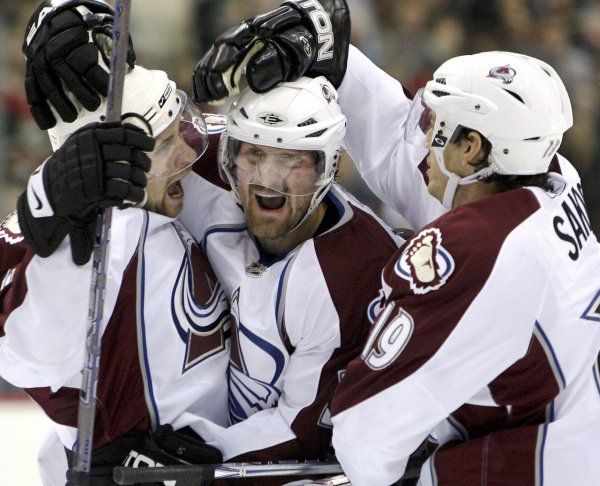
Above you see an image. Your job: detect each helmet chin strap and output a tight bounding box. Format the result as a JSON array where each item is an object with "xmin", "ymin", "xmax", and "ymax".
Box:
[
  {"xmin": 431, "ymin": 146, "xmax": 495, "ymax": 209},
  {"xmin": 286, "ymin": 182, "xmax": 331, "ymax": 235}
]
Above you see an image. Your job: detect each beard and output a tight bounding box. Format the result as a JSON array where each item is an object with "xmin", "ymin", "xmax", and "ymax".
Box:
[{"xmin": 243, "ymin": 192, "xmax": 313, "ymax": 240}]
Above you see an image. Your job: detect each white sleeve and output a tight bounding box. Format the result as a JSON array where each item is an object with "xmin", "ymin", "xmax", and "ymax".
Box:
[
  {"xmin": 331, "ymin": 225, "xmax": 549, "ymax": 485},
  {"xmin": 338, "ymin": 45, "xmax": 446, "ymax": 229},
  {"xmin": 179, "ymin": 172, "xmax": 245, "ymax": 245},
  {"xmin": 0, "ymin": 210, "xmax": 141, "ymax": 390}
]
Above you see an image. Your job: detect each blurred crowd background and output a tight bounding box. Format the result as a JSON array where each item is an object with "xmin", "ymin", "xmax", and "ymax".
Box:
[{"xmin": 0, "ymin": 0, "xmax": 599, "ymax": 390}]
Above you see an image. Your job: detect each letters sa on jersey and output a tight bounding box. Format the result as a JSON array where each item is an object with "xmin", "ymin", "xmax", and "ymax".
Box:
[{"xmin": 394, "ymin": 228, "xmax": 455, "ymax": 295}]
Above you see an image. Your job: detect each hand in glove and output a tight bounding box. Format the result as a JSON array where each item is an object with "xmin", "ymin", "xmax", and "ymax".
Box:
[
  {"xmin": 192, "ymin": 0, "xmax": 350, "ymax": 104},
  {"xmin": 23, "ymin": 0, "xmax": 136, "ymax": 129},
  {"xmin": 17, "ymin": 122, "xmax": 153, "ymax": 265},
  {"xmin": 65, "ymin": 425, "xmax": 223, "ymax": 485}
]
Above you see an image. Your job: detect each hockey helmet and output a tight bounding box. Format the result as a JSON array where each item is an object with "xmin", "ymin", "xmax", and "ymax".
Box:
[
  {"xmin": 48, "ymin": 66, "xmax": 209, "ymax": 181},
  {"xmin": 405, "ymin": 51, "xmax": 573, "ymax": 207},
  {"xmin": 219, "ymin": 76, "xmax": 346, "ymax": 218}
]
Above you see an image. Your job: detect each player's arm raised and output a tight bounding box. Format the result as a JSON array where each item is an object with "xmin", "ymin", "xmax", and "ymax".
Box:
[
  {"xmin": 192, "ymin": 0, "xmax": 350, "ymax": 104},
  {"xmin": 23, "ymin": 0, "xmax": 136, "ymax": 129},
  {"xmin": 330, "ymin": 206, "xmax": 551, "ymax": 485}
]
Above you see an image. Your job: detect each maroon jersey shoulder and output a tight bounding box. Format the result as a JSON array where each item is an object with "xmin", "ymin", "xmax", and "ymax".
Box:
[
  {"xmin": 314, "ymin": 201, "xmax": 398, "ymax": 345},
  {"xmin": 26, "ymin": 252, "xmax": 150, "ymax": 450},
  {"xmin": 383, "ymin": 187, "xmax": 541, "ymax": 295},
  {"xmin": 0, "ymin": 212, "xmax": 35, "ymax": 337},
  {"xmin": 332, "ymin": 189, "xmax": 542, "ymax": 416},
  {"xmin": 284, "ymin": 201, "xmax": 397, "ymax": 457}
]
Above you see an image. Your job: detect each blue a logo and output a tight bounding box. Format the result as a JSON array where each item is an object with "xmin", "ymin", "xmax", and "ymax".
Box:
[
  {"xmin": 228, "ymin": 289, "xmax": 286, "ymax": 423},
  {"xmin": 171, "ymin": 230, "xmax": 230, "ymax": 373}
]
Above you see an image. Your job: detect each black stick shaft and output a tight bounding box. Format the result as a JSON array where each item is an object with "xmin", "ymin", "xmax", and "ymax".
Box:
[
  {"xmin": 71, "ymin": 2, "xmax": 132, "ymax": 484},
  {"xmin": 114, "ymin": 462, "xmax": 344, "ymax": 485}
]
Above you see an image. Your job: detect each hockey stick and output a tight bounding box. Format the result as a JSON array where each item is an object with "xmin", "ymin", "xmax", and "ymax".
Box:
[
  {"xmin": 113, "ymin": 461, "xmax": 344, "ymax": 485},
  {"xmin": 70, "ymin": 1, "xmax": 132, "ymax": 484}
]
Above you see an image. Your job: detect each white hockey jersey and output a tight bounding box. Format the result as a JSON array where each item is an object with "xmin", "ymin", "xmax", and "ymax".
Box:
[
  {"xmin": 0, "ymin": 208, "xmax": 230, "ymax": 481},
  {"xmin": 329, "ymin": 46, "xmax": 600, "ymax": 486},
  {"xmin": 179, "ymin": 172, "xmax": 400, "ymax": 462}
]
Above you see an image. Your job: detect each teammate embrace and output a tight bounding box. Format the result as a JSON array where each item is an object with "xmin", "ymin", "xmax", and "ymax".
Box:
[{"xmin": 1, "ymin": 1, "xmax": 599, "ymax": 485}]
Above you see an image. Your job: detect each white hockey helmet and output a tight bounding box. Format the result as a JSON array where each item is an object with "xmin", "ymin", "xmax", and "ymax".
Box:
[
  {"xmin": 219, "ymin": 76, "xmax": 346, "ymax": 218},
  {"xmin": 405, "ymin": 51, "xmax": 573, "ymax": 207},
  {"xmin": 48, "ymin": 65, "xmax": 209, "ymax": 180}
]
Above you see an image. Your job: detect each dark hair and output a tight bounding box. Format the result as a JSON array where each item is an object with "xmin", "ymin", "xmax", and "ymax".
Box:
[{"xmin": 454, "ymin": 129, "xmax": 552, "ymax": 192}]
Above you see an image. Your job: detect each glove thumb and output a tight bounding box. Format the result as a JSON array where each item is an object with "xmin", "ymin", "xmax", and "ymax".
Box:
[
  {"xmin": 68, "ymin": 223, "xmax": 95, "ymax": 266},
  {"xmin": 246, "ymin": 43, "xmax": 286, "ymax": 93}
]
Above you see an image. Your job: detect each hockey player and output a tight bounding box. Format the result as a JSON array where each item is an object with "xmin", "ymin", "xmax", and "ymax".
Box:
[
  {"xmin": 14, "ymin": 0, "xmax": 401, "ymax": 476},
  {"xmin": 177, "ymin": 75, "xmax": 400, "ymax": 464},
  {"xmin": 191, "ymin": 4, "xmax": 600, "ymax": 486},
  {"xmin": 0, "ymin": 65, "xmax": 229, "ymax": 484}
]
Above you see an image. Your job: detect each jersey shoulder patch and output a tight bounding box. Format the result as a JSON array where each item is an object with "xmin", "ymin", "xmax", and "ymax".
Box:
[
  {"xmin": 394, "ymin": 227, "xmax": 455, "ymax": 295},
  {"xmin": 0, "ymin": 212, "xmax": 24, "ymax": 245}
]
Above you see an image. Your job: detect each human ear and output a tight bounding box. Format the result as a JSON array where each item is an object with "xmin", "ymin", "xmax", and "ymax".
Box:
[{"xmin": 463, "ymin": 131, "xmax": 484, "ymax": 169}]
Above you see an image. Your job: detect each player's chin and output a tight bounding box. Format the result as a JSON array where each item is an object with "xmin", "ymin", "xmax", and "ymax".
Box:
[{"xmin": 161, "ymin": 197, "xmax": 184, "ymax": 218}]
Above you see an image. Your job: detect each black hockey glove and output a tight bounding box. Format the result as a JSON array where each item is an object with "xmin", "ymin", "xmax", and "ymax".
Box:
[
  {"xmin": 192, "ymin": 0, "xmax": 350, "ymax": 104},
  {"xmin": 17, "ymin": 122, "xmax": 153, "ymax": 265},
  {"xmin": 65, "ymin": 425, "xmax": 223, "ymax": 485},
  {"xmin": 23, "ymin": 0, "xmax": 136, "ymax": 129}
]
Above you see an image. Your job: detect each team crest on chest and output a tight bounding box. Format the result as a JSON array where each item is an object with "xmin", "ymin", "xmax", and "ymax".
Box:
[
  {"xmin": 395, "ymin": 228, "xmax": 454, "ymax": 295},
  {"xmin": 170, "ymin": 226, "xmax": 230, "ymax": 373}
]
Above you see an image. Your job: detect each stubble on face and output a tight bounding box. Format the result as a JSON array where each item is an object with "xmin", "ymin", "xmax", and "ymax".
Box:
[{"xmin": 239, "ymin": 184, "xmax": 313, "ymax": 241}]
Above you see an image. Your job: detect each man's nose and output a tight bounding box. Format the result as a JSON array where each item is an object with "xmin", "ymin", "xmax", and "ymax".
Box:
[
  {"xmin": 256, "ymin": 158, "xmax": 284, "ymax": 184},
  {"xmin": 173, "ymin": 139, "xmax": 197, "ymax": 169}
]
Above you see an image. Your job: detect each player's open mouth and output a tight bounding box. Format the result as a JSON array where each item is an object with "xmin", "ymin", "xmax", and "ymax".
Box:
[
  {"xmin": 255, "ymin": 193, "xmax": 286, "ymax": 210},
  {"xmin": 167, "ymin": 179, "xmax": 184, "ymax": 199}
]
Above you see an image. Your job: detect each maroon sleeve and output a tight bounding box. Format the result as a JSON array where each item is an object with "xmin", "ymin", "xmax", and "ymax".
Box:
[
  {"xmin": 0, "ymin": 212, "xmax": 34, "ymax": 336},
  {"xmin": 0, "ymin": 215, "xmax": 151, "ymax": 451},
  {"xmin": 331, "ymin": 189, "xmax": 542, "ymax": 416},
  {"xmin": 25, "ymin": 253, "xmax": 151, "ymax": 450},
  {"xmin": 192, "ymin": 130, "xmax": 231, "ymax": 190}
]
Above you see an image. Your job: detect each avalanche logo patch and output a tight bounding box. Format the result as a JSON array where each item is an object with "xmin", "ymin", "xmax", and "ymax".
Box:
[
  {"xmin": 488, "ymin": 65, "xmax": 516, "ymax": 84},
  {"xmin": 0, "ymin": 212, "xmax": 24, "ymax": 245},
  {"xmin": 395, "ymin": 228, "xmax": 454, "ymax": 294}
]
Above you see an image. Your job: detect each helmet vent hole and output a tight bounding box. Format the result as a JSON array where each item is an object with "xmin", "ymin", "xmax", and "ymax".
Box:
[
  {"xmin": 503, "ymin": 89, "xmax": 524, "ymax": 104},
  {"xmin": 435, "ymin": 78, "xmax": 447, "ymax": 85},
  {"xmin": 524, "ymin": 136, "xmax": 540, "ymax": 141},
  {"xmin": 100, "ymin": 115, "xmax": 106, "ymax": 121},
  {"xmin": 307, "ymin": 128, "xmax": 327, "ymax": 138},
  {"xmin": 240, "ymin": 108, "xmax": 249, "ymax": 119},
  {"xmin": 298, "ymin": 118, "xmax": 318, "ymax": 127},
  {"xmin": 432, "ymin": 90, "xmax": 449, "ymax": 97}
]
